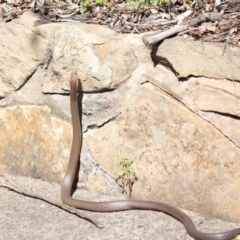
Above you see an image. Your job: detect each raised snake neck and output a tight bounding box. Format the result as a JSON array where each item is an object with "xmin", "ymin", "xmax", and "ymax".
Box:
[{"xmin": 61, "ymin": 70, "xmax": 240, "ymax": 240}]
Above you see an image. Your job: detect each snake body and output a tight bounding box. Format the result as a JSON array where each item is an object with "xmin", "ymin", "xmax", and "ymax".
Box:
[{"xmin": 61, "ymin": 70, "xmax": 240, "ymax": 240}]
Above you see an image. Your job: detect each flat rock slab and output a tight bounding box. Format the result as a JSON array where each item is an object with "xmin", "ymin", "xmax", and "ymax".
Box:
[
  {"xmin": 0, "ymin": 23, "xmax": 48, "ymax": 98},
  {"xmin": 157, "ymin": 37, "xmax": 240, "ymax": 81},
  {"xmin": 1, "ymin": 174, "xmax": 240, "ymax": 240},
  {"xmin": 0, "ymin": 106, "xmax": 71, "ymax": 183}
]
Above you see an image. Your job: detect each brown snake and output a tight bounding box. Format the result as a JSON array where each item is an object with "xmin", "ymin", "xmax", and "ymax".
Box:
[{"xmin": 61, "ymin": 70, "xmax": 240, "ymax": 240}]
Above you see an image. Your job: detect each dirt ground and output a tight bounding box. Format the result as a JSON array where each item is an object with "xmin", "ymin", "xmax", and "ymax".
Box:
[{"xmin": 1, "ymin": 174, "xmax": 240, "ymax": 240}]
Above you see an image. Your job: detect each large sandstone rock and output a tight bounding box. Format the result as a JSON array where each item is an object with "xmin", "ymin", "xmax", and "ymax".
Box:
[
  {"xmin": 156, "ymin": 36, "xmax": 240, "ymax": 81},
  {"xmin": 180, "ymin": 77, "xmax": 240, "ymax": 148},
  {"xmin": 0, "ymin": 106, "xmax": 71, "ymax": 182},
  {"xmin": 35, "ymin": 23, "xmax": 137, "ymax": 93},
  {"xmin": 150, "ymin": 65, "xmax": 240, "ymax": 148},
  {"xmin": 185, "ymin": 77, "xmax": 240, "ymax": 115},
  {"xmin": 0, "ymin": 23, "xmax": 48, "ymax": 98},
  {"xmin": 85, "ymin": 82, "xmax": 240, "ymax": 222}
]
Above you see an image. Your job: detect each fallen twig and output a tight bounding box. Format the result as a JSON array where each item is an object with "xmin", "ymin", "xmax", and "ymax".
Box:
[
  {"xmin": 143, "ymin": 24, "xmax": 188, "ymax": 46},
  {"xmin": 0, "ymin": 174, "xmax": 103, "ymax": 228},
  {"xmin": 143, "ymin": 12, "xmax": 222, "ymax": 46}
]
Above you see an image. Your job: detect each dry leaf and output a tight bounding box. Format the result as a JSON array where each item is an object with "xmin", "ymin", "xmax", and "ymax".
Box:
[
  {"xmin": 126, "ymin": 24, "xmax": 133, "ymax": 30},
  {"xmin": 229, "ymin": 26, "xmax": 238, "ymax": 35},
  {"xmin": 150, "ymin": 8, "xmax": 158, "ymax": 14}
]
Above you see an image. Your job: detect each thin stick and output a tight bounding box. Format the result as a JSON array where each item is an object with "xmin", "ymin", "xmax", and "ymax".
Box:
[{"xmin": 143, "ymin": 25, "xmax": 188, "ymax": 46}]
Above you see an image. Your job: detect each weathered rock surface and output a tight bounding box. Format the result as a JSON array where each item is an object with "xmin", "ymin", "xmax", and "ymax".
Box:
[
  {"xmin": 181, "ymin": 77, "xmax": 240, "ymax": 115},
  {"xmin": 156, "ymin": 36, "xmax": 240, "ymax": 81},
  {"xmin": 12, "ymin": 10, "xmax": 45, "ymax": 28},
  {"xmin": 2, "ymin": 174, "xmax": 240, "ymax": 240},
  {"xmin": 180, "ymin": 77, "xmax": 240, "ymax": 148},
  {"xmin": 150, "ymin": 65, "xmax": 240, "ymax": 148},
  {"xmin": 0, "ymin": 67, "xmax": 71, "ymax": 122},
  {"xmin": 1, "ymin": 22, "xmax": 240, "ymax": 223},
  {"xmin": 0, "ymin": 106, "xmax": 70, "ymax": 182},
  {"xmin": 86, "ymin": 82, "xmax": 240, "ymax": 222},
  {"xmin": 0, "ymin": 23, "xmax": 48, "ymax": 98},
  {"xmin": 34, "ymin": 23, "xmax": 137, "ymax": 93}
]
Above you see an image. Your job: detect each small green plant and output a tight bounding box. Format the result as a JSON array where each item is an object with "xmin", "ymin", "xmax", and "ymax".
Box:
[
  {"xmin": 116, "ymin": 157, "xmax": 138, "ymax": 198},
  {"xmin": 125, "ymin": 0, "xmax": 143, "ymax": 10},
  {"xmin": 78, "ymin": 0, "xmax": 174, "ymax": 13},
  {"xmin": 125, "ymin": 0, "xmax": 167, "ymax": 10},
  {"xmin": 79, "ymin": 0, "xmax": 91, "ymax": 14},
  {"xmin": 79, "ymin": 0, "xmax": 109, "ymax": 13},
  {"xmin": 109, "ymin": 3, "xmax": 115, "ymax": 12},
  {"xmin": 95, "ymin": 0, "xmax": 108, "ymax": 5}
]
